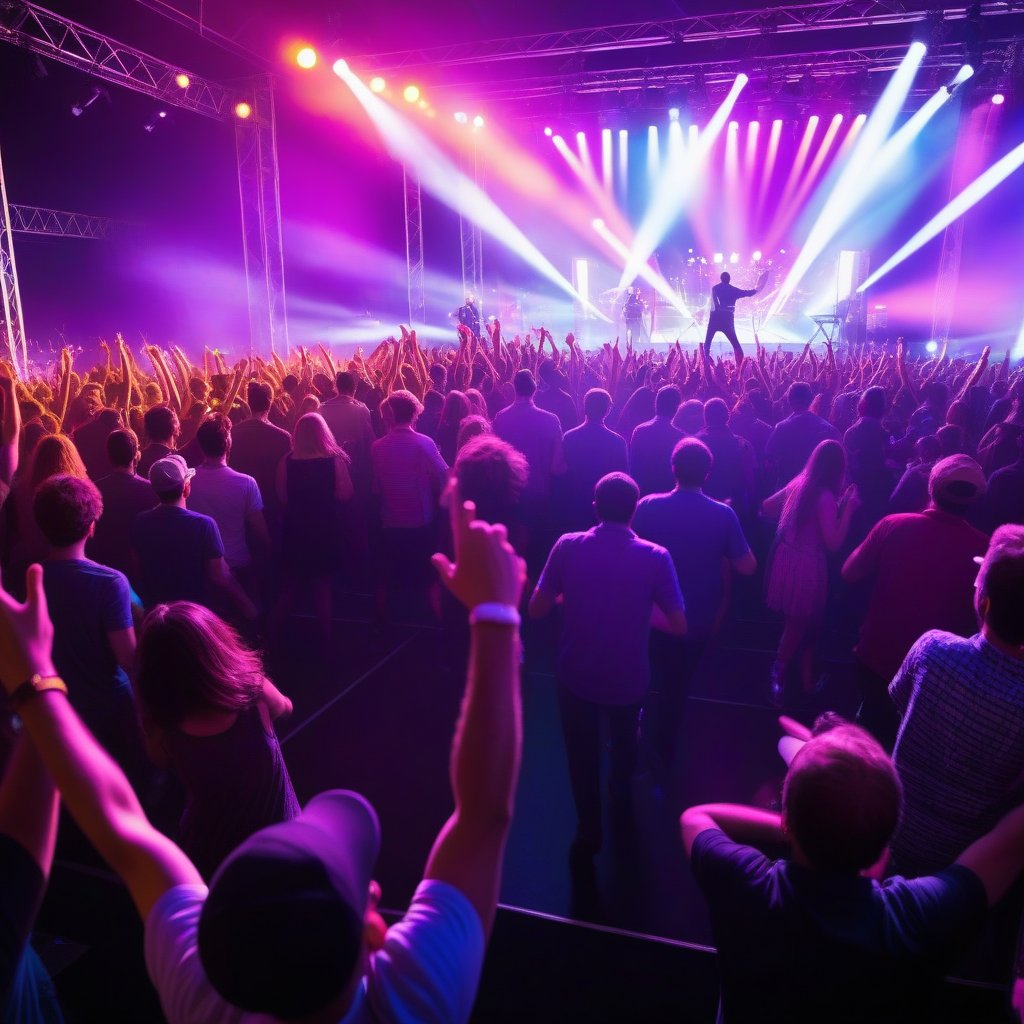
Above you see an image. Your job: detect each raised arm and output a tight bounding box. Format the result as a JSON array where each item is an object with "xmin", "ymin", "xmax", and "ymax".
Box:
[
  {"xmin": 221, "ymin": 359, "xmax": 247, "ymax": 413},
  {"xmin": 955, "ymin": 346, "xmax": 990, "ymax": 403},
  {"xmin": 425, "ymin": 481, "xmax": 526, "ymax": 937},
  {"xmin": 0, "ymin": 566, "xmax": 202, "ymax": 920},
  {"xmin": 681, "ymin": 803, "xmax": 785, "ymax": 857}
]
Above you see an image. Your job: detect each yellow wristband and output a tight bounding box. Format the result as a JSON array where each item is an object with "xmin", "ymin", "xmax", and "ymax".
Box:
[{"xmin": 9, "ymin": 674, "xmax": 67, "ymax": 710}]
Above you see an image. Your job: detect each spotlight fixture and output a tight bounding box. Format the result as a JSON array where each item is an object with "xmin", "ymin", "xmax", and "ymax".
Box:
[
  {"xmin": 369, "ymin": 76, "xmax": 386, "ymax": 93},
  {"xmin": 729, "ymin": 252, "xmax": 739, "ymax": 264},
  {"xmin": 926, "ymin": 340, "xmax": 939, "ymax": 353},
  {"xmin": 333, "ymin": 59, "xmax": 349, "ymax": 76},
  {"xmin": 234, "ymin": 101, "xmax": 252, "ymax": 119},
  {"xmin": 669, "ymin": 107, "xmax": 680, "ymax": 120},
  {"xmin": 403, "ymin": 84, "xmax": 421, "ymax": 103},
  {"xmin": 454, "ymin": 111, "xmax": 468, "ymax": 124},
  {"xmin": 713, "ymin": 252, "xmax": 724, "ymax": 264},
  {"xmin": 71, "ymin": 86, "xmax": 103, "ymax": 117},
  {"xmin": 592, "ymin": 218, "xmax": 605, "ymax": 230},
  {"xmin": 752, "ymin": 250, "xmax": 763, "ymax": 261},
  {"xmin": 472, "ymin": 114, "xmax": 485, "ymax": 129},
  {"xmin": 174, "ymin": 73, "xmax": 190, "ymax": 89},
  {"xmin": 992, "ymin": 93, "xmax": 1006, "ymax": 105},
  {"xmin": 544, "ymin": 126, "xmax": 553, "ymax": 136},
  {"xmin": 945, "ymin": 64, "xmax": 975, "ymax": 94},
  {"xmin": 144, "ymin": 109, "xmax": 169, "ymax": 133},
  {"xmin": 296, "ymin": 47, "xmax": 317, "ymax": 69}
]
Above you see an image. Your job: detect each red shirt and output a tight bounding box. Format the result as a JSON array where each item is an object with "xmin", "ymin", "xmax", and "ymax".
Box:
[{"xmin": 846, "ymin": 509, "xmax": 988, "ymax": 678}]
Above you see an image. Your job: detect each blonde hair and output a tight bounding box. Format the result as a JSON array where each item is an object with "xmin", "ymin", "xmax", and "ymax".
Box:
[{"xmin": 292, "ymin": 413, "xmax": 345, "ymax": 460}]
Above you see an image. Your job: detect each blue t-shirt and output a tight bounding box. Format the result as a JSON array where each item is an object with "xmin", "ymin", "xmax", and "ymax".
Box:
[
  {"xmin": 130, "ymin": 505, "xmax": 224, "ymax": 609},
  {"xmin": 633, "ymin": 489, "xmax": 751, "ymax": 639},
  {"xmin": 691, "ymin": 828, "xmax": 987, "ymax": 1023},
  {"xmin": 42, "ymin": 560, "xmax": 133, "ymax": 719}
]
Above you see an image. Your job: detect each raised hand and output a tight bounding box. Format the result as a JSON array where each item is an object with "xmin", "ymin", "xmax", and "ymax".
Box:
[
  {"xmin": 431, "ymin": 480, "xmax": 526, "ymax": 611},
  {"xmin": 0, "ymin": 565, "xmax": 57, "ymax": 689}
]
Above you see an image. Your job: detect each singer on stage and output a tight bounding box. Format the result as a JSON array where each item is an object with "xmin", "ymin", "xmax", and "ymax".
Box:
[
  {"xmin": 703, "ymin": 270, "xmax": 768, "ymax": 363},
  {"xmin": 457, "ymin": 293, "xmax": 481, "ymax": 337}
]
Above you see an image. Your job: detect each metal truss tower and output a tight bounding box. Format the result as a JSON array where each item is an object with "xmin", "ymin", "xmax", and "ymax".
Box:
[
  {"xmin": 458, "ymin": 141, "xmax": 483, "ymax": 314},
  {"xmin": 929, "ymin": 86, "xmax": 999, "ymax": 347},
  {"xmin": 403, "ymin": 168, "xmax": 425, "ymax": 327},
  {"xmin": 235, "ymin": 75, "xmax": 289, "ymax": 357},
  {"xmin": 0, "ymin": 2, "xmax": 288, "ymax": 359},
  {"xmin": 0, "ymin": 144, "xmax": 27, "ymax": 376}
]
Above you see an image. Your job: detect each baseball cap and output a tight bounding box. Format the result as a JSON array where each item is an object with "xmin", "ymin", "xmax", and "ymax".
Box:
[
  {"xmin": 148, "ymin": 454, "xmax": 195, "ymax": 492},
  {"xmin": 198, "ymin": 791, "xmax": 380, "ymax": 1019},
  {"xmin": 928, "ymin": 454, "xmax": 986, "ymax": 503}
]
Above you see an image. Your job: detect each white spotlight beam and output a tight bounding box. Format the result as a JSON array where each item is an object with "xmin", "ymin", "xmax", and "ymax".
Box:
[
  {"xmin": 769, "ymin": 43, "xmax": 928, "ymax": 316},
  {"xmin": 335, "ymin": 63, "xmax": 609, "ymax": 320},
  {"xmin": 595, "ymin": 219, "xmax": 690, "ymax": 318},
  {"xmin": 860, "ymin": 138, "xmax": 1024, "ymax": 291},
  {"xmin": 620, "ymin": 74, "xmax": 748, "ymax": 288}
]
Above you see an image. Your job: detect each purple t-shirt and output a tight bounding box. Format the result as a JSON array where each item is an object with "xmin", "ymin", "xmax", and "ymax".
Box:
[{"xmin": 536, "ymin": 523, "xmax": 684, "ymax": 703}]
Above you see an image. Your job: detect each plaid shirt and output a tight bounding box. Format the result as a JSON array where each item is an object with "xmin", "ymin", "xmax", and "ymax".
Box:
[{"xmin": 890, "ymin": 630, "xmax": 1024, "ymax": 876}]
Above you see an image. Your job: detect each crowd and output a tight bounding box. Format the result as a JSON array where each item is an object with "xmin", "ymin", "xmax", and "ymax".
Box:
[{"xmin": 0, "ymin": 320, "xmax": 1021, "ymax": 1022}]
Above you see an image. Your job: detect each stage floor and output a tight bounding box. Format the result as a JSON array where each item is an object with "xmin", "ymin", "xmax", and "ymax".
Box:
[{"xmin": 270, "ymin": 578, "xmax": 864, "ymax": 948}]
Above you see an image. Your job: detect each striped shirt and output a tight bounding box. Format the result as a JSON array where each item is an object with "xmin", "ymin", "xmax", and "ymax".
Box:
[{"xmin": 889, "ymin": 631, "xmax": 1024, "ymax": 876}]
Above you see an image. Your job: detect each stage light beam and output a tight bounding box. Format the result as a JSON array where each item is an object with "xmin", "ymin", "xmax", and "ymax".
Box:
[
  {"xmin": 601, "ymin": 128, "xmax": 613, "ymax": 193},
  {"xmin": 593, "ymin": 219, "xmax": 690, "ymax": 317},
  {"xmin": 859, "ymin": 137, "xmax": 1024, "ymax": 291},
  {"xmin": 621, "ymin": 73, "xmax": 749, "ymax": 288},
  {"xmin": 647, "ymin": 126, "xmax": 660, "ymax": 183},
  {"xmin": 770, "ymin": 42, "xmax": 929, "ymax": 315},
  {"xmin": 334, "ymin": 61, "xmax": 606, "ymax": 319},
  {"xmin": 369, "ymin": 76, "xmax": 386, "ymax": 93}
]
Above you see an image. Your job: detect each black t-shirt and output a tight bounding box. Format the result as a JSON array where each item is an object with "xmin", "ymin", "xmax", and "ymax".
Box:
[
  {"xmin": 712, "ymin": 282, "xmax": 756, "ymax": 316},
  {"xmin": 691, "ymin": 828, "xmax": 987, "ymax": 1023}
]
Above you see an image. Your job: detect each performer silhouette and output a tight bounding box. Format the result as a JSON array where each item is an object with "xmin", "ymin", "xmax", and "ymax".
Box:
[
  {"xmin": 622, "ymin": 287, "xmax": 650, "ymax": 344},
  {"xmin": 703, "ymin": 270, "xmax": 768, "ymax": 363},
  {"xmin": 457, "ymin": 294, "xmax": 481, "ymax": 336}
]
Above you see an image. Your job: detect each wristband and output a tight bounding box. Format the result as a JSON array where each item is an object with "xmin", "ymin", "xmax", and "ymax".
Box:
[
  {"xmin": 469, "ymin": 603, "xmax": 521, "ymax": 628},
  {"xmin": 9, "ymin": 674, "xmax": 67, "ymax": 710}
]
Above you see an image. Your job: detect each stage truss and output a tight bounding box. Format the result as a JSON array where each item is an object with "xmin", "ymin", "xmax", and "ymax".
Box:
[
  {"xmin": 0, "ymin": 0, "xmax": 288, "ymax": 367},
  {"xmin": 354, "ymin": 2, "xmax": 1021, "ymax": 73}
]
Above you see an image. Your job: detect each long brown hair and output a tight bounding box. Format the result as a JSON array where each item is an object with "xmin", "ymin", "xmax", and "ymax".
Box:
[
  {"xmin": 135, "ymin": 602, "xmax": 264, "ymax": 730},
  {"xmin": 781, "ymin": 439, "xmax": 846, "ymax": 535},
  {"xmin": 29, "ymin": 434, "xmax": 87, "ymax": 490}
]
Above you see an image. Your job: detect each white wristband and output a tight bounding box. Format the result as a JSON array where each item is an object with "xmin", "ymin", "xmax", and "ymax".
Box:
[{"xmin": 469, "ymin": 603, "xmax": 521, "ymax": 627}]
